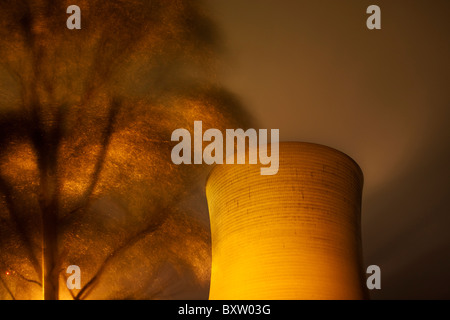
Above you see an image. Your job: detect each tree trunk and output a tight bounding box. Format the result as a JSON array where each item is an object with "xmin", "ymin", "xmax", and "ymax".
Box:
[
  {"xmin": 34, "ymin": 111, "xmax": 62, "ymax": 300},
  {"xmin": 42, "ymin": 204, "xmax": 59, "ymax": 300},
  {"xmin": 40, "ymin": 159, "xmax": 60, "ymax": 300}
]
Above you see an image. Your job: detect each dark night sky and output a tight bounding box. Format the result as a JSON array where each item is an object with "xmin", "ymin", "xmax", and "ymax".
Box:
[{"xmin": 208, "ymin": 0, "xmax": 450, "ymax": 299}]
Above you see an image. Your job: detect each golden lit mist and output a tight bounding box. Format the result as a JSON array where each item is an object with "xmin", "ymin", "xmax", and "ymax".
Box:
[{"xmin": 0, "ymin": 0, "xmax": 249, "ymax": 300}]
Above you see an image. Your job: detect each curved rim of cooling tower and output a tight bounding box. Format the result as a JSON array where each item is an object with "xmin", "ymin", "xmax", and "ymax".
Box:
[{"xmin": 204, "ymin": 140, "xmax": 364, "ymax": 188}]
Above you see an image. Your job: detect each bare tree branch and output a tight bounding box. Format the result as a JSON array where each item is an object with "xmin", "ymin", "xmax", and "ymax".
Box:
[
  {"xmin": 76, "ymin": 211, "xmax": 167, "ymax": 300},
  {"xmin": 13, "ymin": 269, "xmax": 42, "ymax": 288},
  {"xmin": 0, "ymin": 274, "xmax": 15, "ymax": 300},
  {"xmin": 82, "ymin": 99, "xmax": 120, "ymax": 203},
  {"xmin": 72, "ymin": 4, "xmax": 154, "ymax": 128},
  {"xmin": 65, "ymin": 99, "xmax": 121, "ymax": 222},
  {"xmin": 61, "ymin": 272, "xmax": 77, "ymax": 300},
  {"xmin": 0, "ymin": 175, "xmax": 41, "ymax": 279},
  {"xmin": 0, "ymin": 260, "xmax": 42, "ymax": 288}
]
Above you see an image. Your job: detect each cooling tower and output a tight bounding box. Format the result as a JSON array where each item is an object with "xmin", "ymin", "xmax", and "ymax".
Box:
[{"xmin": 206, "ymin": 141, "xmax": 367, "ymax": 299}]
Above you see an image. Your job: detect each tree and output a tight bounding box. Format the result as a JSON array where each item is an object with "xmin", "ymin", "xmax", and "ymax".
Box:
[{"xmin": 0, "ymin": 0, "xmax": 249, "ymax": 300}]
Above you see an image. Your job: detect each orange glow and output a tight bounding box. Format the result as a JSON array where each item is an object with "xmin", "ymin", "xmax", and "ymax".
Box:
[
  {"xmin": 0, "ymin": 1, "xmax": 247, "ymax": 300},
  {"xmin": 206, "ymin": 142, "xmax": 367, "ymax": 300}
]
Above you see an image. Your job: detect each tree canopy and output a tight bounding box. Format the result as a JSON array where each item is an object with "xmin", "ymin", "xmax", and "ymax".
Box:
[{"xmin": 0, "ymin": 0, "xmax": 249, "ymax": 299}]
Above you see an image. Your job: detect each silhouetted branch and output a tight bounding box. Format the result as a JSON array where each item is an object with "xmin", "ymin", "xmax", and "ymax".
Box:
[
  {"xmin": 0, "ymin": 259, "xmax": 42, "ymax": 289},
  {"xmin": 0, "ymin": 274, "xmax": 15, "ymax": 300},
  {"xmin": 76, "ymin": 212, "xmax": 167, "ymax": 300},
  {"xmin": 74, "ymin": 5, "xmax": 154, "ymax": 127},
  {"xmin": 84, "ymin": 99, "xmax": 120, "ymax": 200},
  {"xmin": 63, "ymin": 99, "xmax": 121, "ymax": 229},
  {"xmin": 14, "ymin": 270, "xmax": 42, "ymax": 288},
  {"xmin": 0, "ymin": 176, "xmax": 41, "ymax": 279},
  {"xmin": 61, "ymin": 272, "xmax": 77, "ymax": 300},
  {"xmin": 66, "ymin": 99, "xmax": 121, "ymax": 222}
]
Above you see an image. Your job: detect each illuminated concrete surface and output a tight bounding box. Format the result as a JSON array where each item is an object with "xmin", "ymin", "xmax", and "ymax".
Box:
[{"xmin": 207, "ymin": 142, "xmax": 367, "ymax": 299}]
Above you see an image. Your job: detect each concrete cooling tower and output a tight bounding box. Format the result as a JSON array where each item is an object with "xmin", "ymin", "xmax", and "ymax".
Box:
[{"xmin": 206, "ymin": 141, "xmax": 368, "ymax": 299}]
